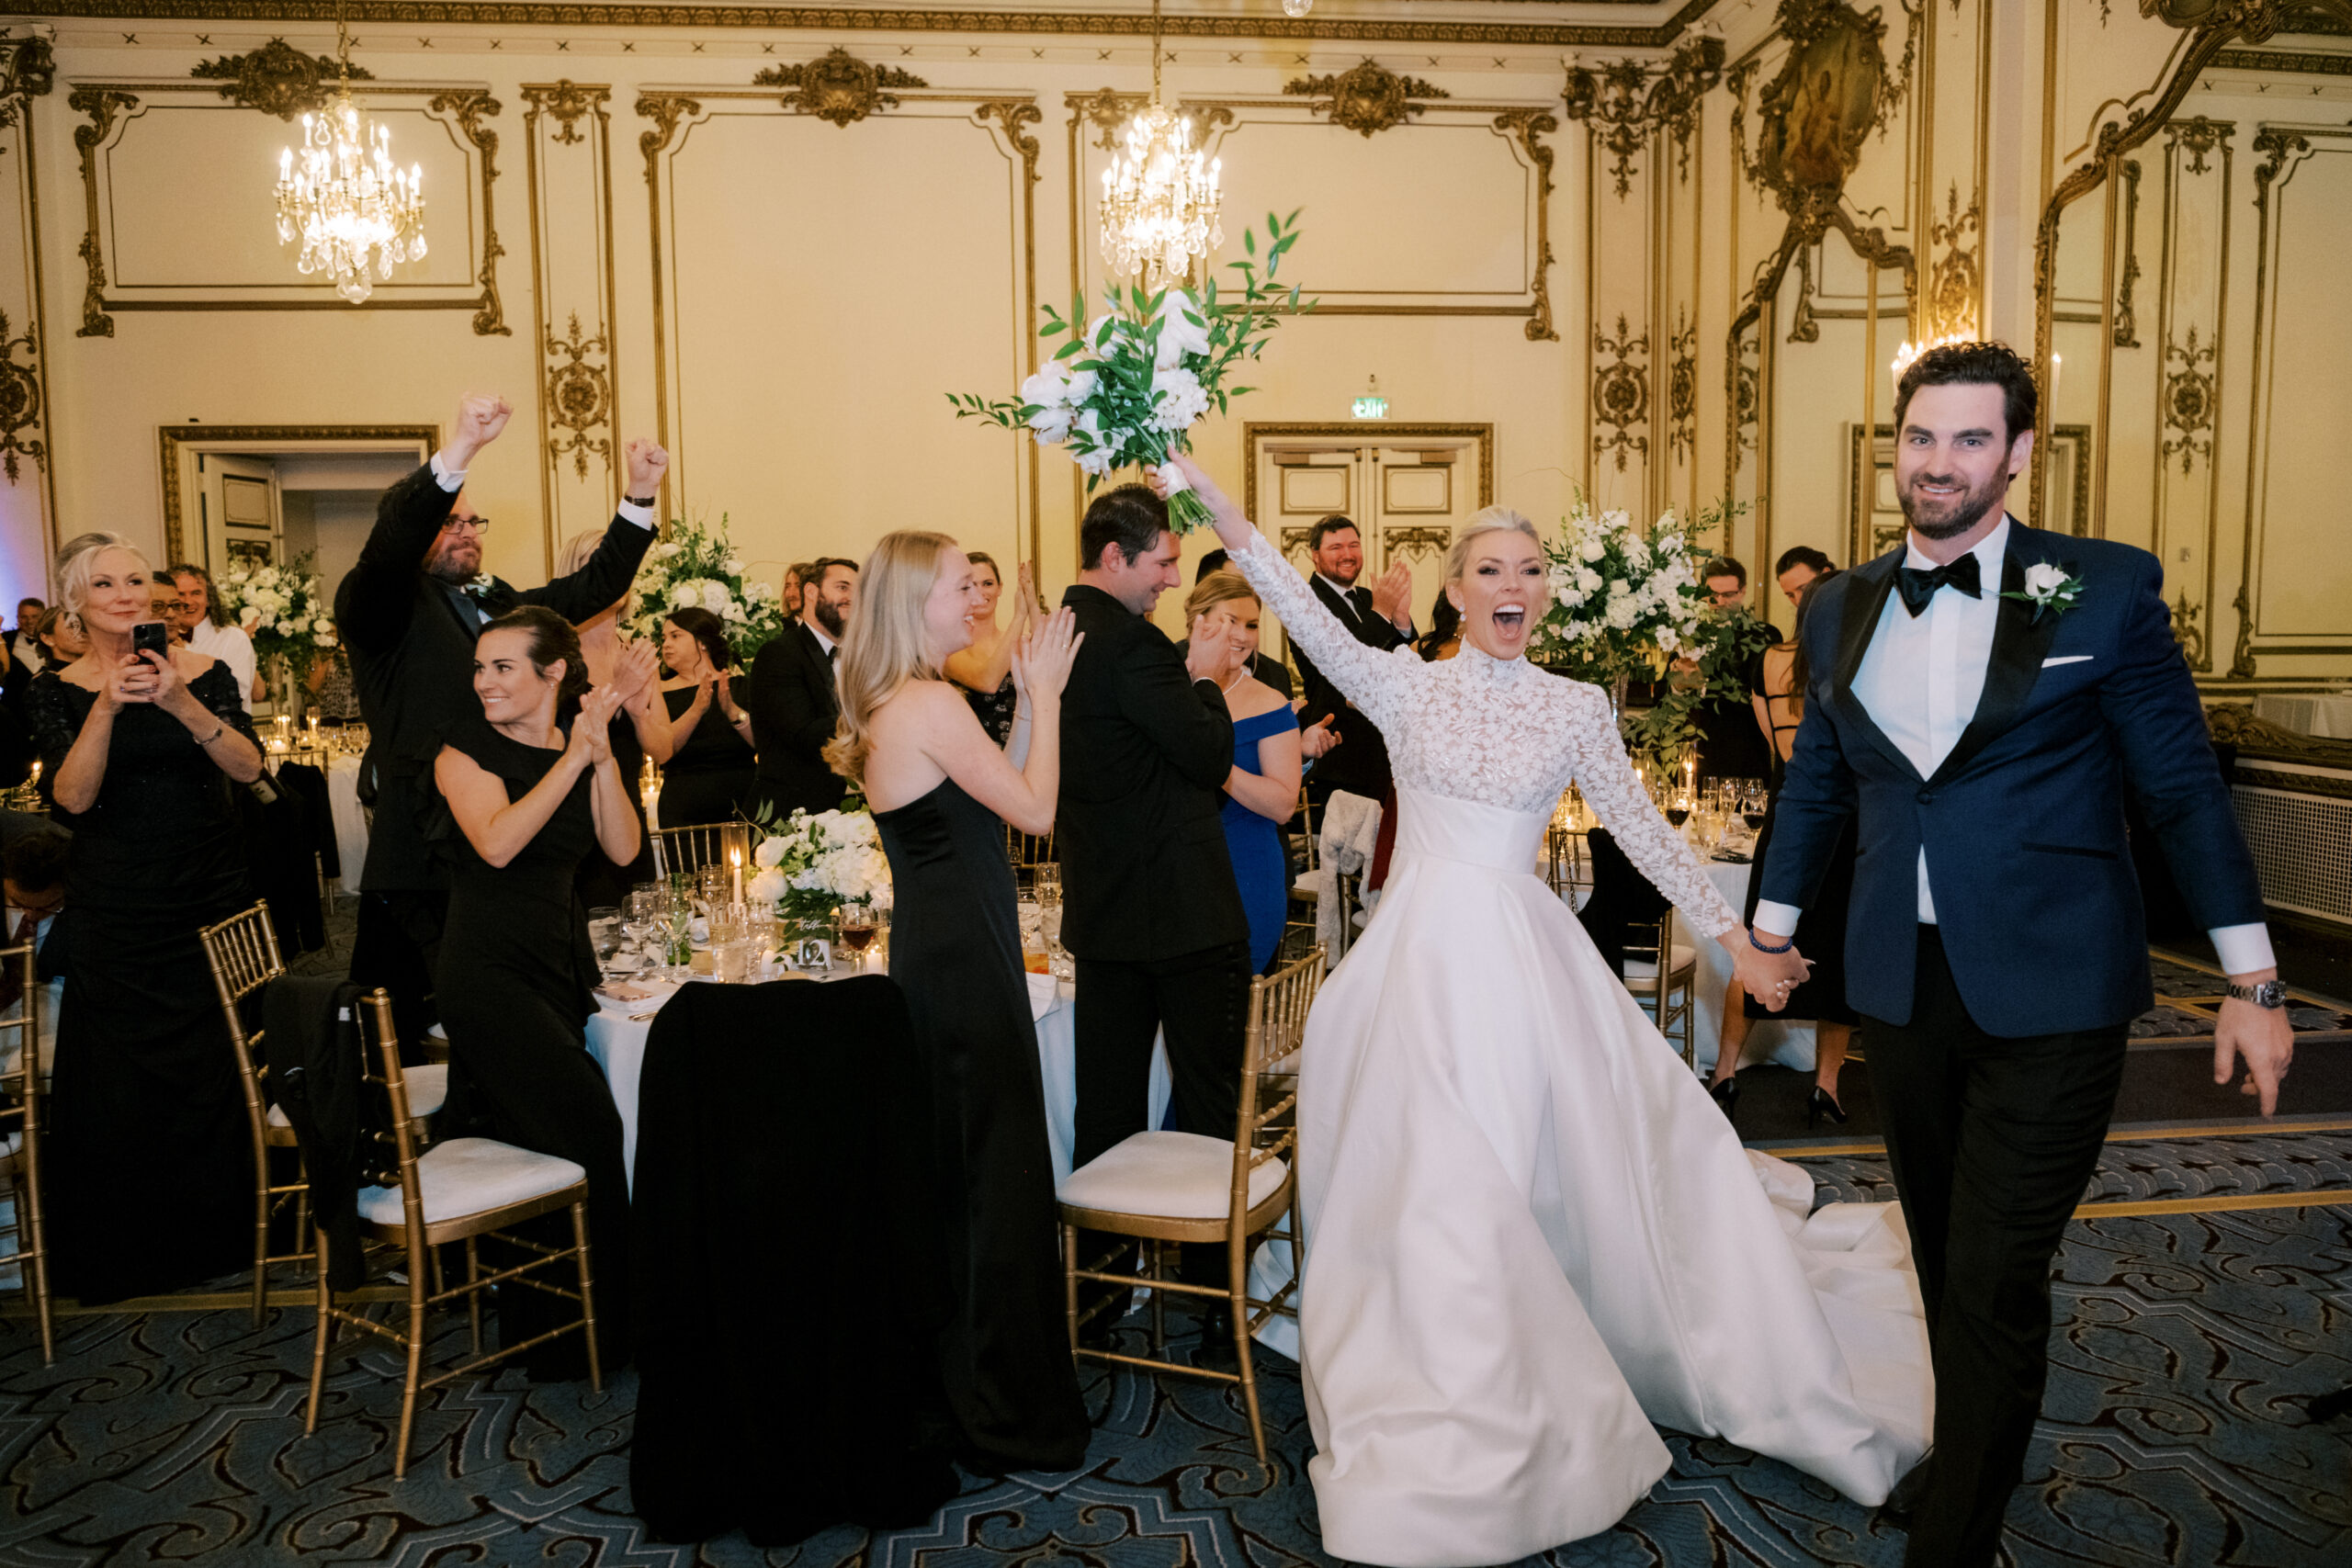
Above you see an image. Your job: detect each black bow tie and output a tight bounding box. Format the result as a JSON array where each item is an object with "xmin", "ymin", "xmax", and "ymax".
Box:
[{"xmin": 1895, "ymin": 552, "xmax": 1983, "ymax": 616}]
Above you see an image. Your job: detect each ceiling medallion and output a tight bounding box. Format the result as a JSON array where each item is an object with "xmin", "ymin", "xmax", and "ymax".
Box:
[
  {"xmin": 273, "ymin": 2, "xmax": 425, "ymax": 303},
  {"xmin": 1100, "ymin": 0, "xmax": 1225, "ymax": 288}
]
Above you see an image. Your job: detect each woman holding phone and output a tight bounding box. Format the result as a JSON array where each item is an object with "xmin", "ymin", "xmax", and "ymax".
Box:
[{"xmin": 28, "ymin": 531, "xmax": 265, "ymax": 1303}]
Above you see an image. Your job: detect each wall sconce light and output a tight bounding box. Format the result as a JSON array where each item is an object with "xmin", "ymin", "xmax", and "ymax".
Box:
[{"xmin": 1351, "ymin": 374, "xmax": 1388, "ymax": 421}]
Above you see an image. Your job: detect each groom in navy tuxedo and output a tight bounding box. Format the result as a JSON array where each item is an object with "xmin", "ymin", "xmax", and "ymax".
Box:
[{"xmin": 1753, "ymin": 342, "xmax": 2290, "ymax": 1568}]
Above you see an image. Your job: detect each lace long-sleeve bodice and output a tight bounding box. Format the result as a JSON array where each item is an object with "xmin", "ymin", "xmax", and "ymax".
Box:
[{"xmin": 1228, "ymin": 530, "xmax": 1736, "ymax": 938}]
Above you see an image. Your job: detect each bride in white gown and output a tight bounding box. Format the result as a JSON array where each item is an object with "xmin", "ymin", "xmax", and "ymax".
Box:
[{"xmin": 1154, "ymin": 457, "xmax": 1931, "ymax": 1568}]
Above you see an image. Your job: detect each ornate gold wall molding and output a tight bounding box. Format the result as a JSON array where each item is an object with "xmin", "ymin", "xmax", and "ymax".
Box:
[
  {"xmin": 633, "ymin": 91, "xmax": 702, "ymax": 518},
  {"xmin": 1667, "ymin": 305, "xmax": 1697, "ymax": 464},
  {"xmin": 1592, "ymin": 313, "xmax": 1650, "ymax": 471},
  {"xmin": 156, "ymin": 423, "xmax": 436, "ymax": 568},
  {"xmin": 1283, "ymin": 61, "xmax": 1448, "ymax": 137},
  {"xmin": 2172, "ymin": 592, "xmax": 2207, "ymax": 669},
  {"xmin": 2161, "ymin": 324, "xmax": 2216, "ymax": 472},
  {"xmin": 1491, "ymin": 107, "xmax": 1559, "ymax": 342},
  {"xmin": 2114, "ymin": 157, "xmax": 2143, "ymax": 347},
  {"xmin": 753, "ymin": 48, "xmax": 928, "ymax": 127},
  {"xmin": 1559, "ymin": 33, "xmax": 1723, "ymax": 198},
  {"xmin": 6, "ymin": 0, "xmax": 1734, "ymax": 51},
  {"xmin": 67, "ymin": 78, "xmax": 511, "ymax": 333},
  {"xmin": 188, "ymin": 39, "xmax": 373, "ymax": 119},
  {"xmin": 1926, "ymin": 181, "xmax": 1981, "ymax": 339},
  {"xmin": 0, "ymin": 312, "xmax": 46, "ymax": 486},
  {"xmin": 0, "ymin": 39, "xmax": 56, "ymax": 516},
  {"xmin": 523, "ymin": 78, "xmax": 616, "ymax": 570}
]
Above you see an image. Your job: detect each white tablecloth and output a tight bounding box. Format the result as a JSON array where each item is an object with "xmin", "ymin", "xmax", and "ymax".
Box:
[
  {"xmin": 325, "ymin": 755, "xmax": 368, "ymax": 896},
  {"xmin": 584, "ymin": 968, "xmax": 1170, "ymax": 1193},
  {"xmin": 1677, "ymin": 858, "xmax": 1816, "ymax": 1075}
]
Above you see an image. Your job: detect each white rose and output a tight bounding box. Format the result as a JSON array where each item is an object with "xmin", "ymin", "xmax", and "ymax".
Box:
[
  {"xmin": 700, "ymin": 582, "xmax": 731, "ymax": 614},
  {"xmin": 723, "ymin": 555, "xmax": 743, "ymax": 575},
  {"xmin": 658, "ymin": 541, "xmax": 684, "ymax": 559},
  {"xmin": 1063, "ymin": 367, "xmax": 1099, "ymax": 406},
  {"xmin": 670, "ymin": 582, "xmax": 696, "ymax": 609},
  {"xmin": 1153, "ymin": 289, "xmax": 1213, "ymax": 368},
  {"xmin": 1576, "ymin": 568, "xmax": 1602, "ymax": 592},
  {"xmin": 747, "ymin": 867, "xmax": 787, "ymax": 906},
  {"xmin": 1579, "ymin": 537, "xmax": 1606, "ymax": 563},
  {"xmin": 1555, "ymin": 586, "xmax": 1587, "ymax": 609},
  {"xmin": 754, "ymin": 836, "xmax": 788, "ymax": 868},
  {"xmin": 1029, "ymin": 406, "xmax": 1075, "ymax": 445},
  {"xmin": 2024, "ymin": 562, "xmax": 2070, "ymax": 598},
  {"xmin": 1605, "ymin": 597, "xmax": 1639, "ymax": 630}
]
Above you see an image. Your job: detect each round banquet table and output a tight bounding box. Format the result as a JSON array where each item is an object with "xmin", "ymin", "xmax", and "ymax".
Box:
[
  {"xmin": 325, "ymin": 755, "xmax": 368, "ymax": 897},
  {"xmin": 585, "ymin": 964, "xmax": 1170, "ymax": 1194}
]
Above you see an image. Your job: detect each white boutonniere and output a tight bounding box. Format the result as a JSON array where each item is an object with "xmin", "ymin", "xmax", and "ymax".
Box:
[
  {"xmin": 2001, "ymin": 560, "xmax": 2083, "ymax": 622},
  {"xmin": 461, "ymin": 572, "xmax": 497, "ymax": 600}
]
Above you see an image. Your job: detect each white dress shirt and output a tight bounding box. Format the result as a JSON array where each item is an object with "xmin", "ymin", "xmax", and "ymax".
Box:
[
  {"xmin": 1754, "ymin": 515, "xmax": 2273, "ymax": 974},
  {"xmin": 188, "ymin": 620, "xmax": 258, "ymax": 716},
  {"xmin": 429, "ymin": 450, "xmax": 655, "ymax": 624}
]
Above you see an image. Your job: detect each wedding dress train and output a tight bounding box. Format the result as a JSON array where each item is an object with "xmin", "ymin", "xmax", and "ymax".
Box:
[{"xmin": 1226, "ymin": 534, "xmax": 1930, "ymax": 1568}]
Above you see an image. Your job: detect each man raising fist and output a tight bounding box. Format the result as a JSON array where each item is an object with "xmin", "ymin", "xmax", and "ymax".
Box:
[
  {"xmin": 1293, "ymin": 513, "xmax": 1413, "ymax": 808},
  {"xmin": 335, "ymin": 392, "xmax": 667, "ymax": 1056}
]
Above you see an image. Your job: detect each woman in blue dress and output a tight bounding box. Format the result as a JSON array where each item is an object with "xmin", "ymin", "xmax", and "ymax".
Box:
[{"xmin": 1184, "ymin": 571, "xmax": 1302, "ymax": 973}]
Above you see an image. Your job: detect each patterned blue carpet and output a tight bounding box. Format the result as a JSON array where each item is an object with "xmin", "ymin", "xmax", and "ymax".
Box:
[{"xmin": 0, "ymin": 1132, "xmax": 2346, "ymax": 1567}]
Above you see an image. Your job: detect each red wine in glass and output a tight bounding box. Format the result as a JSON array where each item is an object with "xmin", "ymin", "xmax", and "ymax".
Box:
[
  {"xmin": 1743, "ymin": 808, "xmax": 1769, "ymax": 831},
  {"xmin": 839, "ymin": 919, "xmax": 876, "ymax": 952},
  {"xmin": 1665, "ymin": 806, "xmax": 1690, "ymax": 828}
]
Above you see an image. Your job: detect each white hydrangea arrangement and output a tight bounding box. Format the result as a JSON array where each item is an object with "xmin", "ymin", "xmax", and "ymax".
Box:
[
  {"xmin": 948, "ymin": 210, "xmax": 1311, "ymax": 533},
  {"xmin": 1533, "ymin": 501, "xmax": 1707, "ymax": 672},
  {"xmin": 217, "ymin": 553, "xmax": 337, "ymax": 680},
  {"xmin": 746, "ymin": 807, "xmax": 892, "ymax": 922},
  {"xmin": 623, "ymin": 513, "xmax": 789, "ymax": 666}
]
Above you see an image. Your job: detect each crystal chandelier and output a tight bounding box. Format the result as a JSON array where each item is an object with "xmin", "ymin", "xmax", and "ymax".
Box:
[
  {"xmin": 274, "ymin": 3, "xmax": 425, "ymax": 304},
  {"xmin": 1099, "ymin": 0, "xmax": 1224, "ymax": 288}
]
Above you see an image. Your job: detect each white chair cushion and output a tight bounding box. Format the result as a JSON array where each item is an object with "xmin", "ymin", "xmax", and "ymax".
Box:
[
  {"xmin": 402, "ymin": 1063, "xmax": 448, "ymax": 1118},
  {"xmin": 424, "ymin": 1021, "xmax": 448, "ymax": 1042},
  {"xmin": 355, "ymin": 1136, "xmax": 584, "ymax": 1228},
  {"xmin": 1623, "ymin": 945, "xmax": 1697, "ymax": 980},
  {"xmin": 1057, "ymin": 1131, "xmax": 1287, "ymax": 1222},
  {"xmin": 266, "ymin": 1101, "xmax": 290, "ymax": 1129}
]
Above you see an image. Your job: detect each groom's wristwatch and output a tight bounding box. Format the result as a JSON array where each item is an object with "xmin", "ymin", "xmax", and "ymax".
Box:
[
  {"xmin": 2226, "ymin": 979, "xmax": 2288, "ymax": 1009},
  {"xmin": 625, "ymin": 493, "xmax": 657, "ymax": 507}
]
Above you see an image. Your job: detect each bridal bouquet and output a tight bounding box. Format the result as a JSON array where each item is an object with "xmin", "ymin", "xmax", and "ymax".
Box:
[
  {"xmin": 947, "ymin": 211, "xmax": 1311, "ymax": 533},
  {"xmin": 746, "ymin": 807, "xmax": 892, "ymax": 921},
  {"xmin": 624, "ymin": 513, "xmax": 789, "ymax": 665},
  {"xmin": 217, "ymin": 553, "xmax": 336, "ymax": 679}
]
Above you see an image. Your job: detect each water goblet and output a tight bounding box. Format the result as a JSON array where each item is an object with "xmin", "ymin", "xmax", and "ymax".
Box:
[{"xmin": 587, "ymin": 906, "xmax": 623, "ymax": 974}]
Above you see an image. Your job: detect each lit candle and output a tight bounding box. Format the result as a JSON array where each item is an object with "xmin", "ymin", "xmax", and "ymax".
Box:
[
  {"xmin": 1683, "ymin": 754, "xmax": 1696, "ymax": 795},
  {"xmin": 730, "ymin": 847, "xmax": 743, "ymax": 908}
]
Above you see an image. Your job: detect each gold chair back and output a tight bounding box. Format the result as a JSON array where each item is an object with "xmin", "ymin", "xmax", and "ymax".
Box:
[
  {"xmin": 1003, "ymin": 823, "xmax": 1057, "ymax": 894},
  {"xmin": 0, "ymin": 940, "xmax": 52, "ymax": 1360},
  {"xmin": 197, "ymin": 901, "xmax": 309, "ymax": 1324},
  {"xmin": 1623, "ymin": 913, "xmax": 1699, "ymax": 1069},
  {"xmin": 649, "ymin": 821, "xmax": 749, "ymax": 882}
]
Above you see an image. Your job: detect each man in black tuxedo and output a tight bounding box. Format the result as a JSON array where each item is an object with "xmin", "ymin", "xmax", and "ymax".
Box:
[
  {"xmin": 1058, "ymin": 487, "xmax": 1252, "ymax": 1231},
  {"xmin": 1291, "ymin": 514, "xmax": 1413, "ymax": 805},
  {"xmin": 743, "ymin": 555, "xmax": 857, "ymax": 821},
  {"xmin": 335, "ymin": 393, "xmax": 662, "ymax": 1052},
  {"xmin": 1755, "ymin": 343, "xmax": 2290, "ymax": 1568},
  {"xmin": 1687, "ymin": 555, "xmax": 1781, "ymax": 784}
]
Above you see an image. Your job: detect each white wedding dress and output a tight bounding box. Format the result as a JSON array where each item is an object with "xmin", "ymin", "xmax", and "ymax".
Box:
[{"xmin": 1227, "ymin": 532, "xmax": 1932, "ymax": 1568}]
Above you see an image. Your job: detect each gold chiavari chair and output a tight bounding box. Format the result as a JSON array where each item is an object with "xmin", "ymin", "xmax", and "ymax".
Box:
[
  {"xmin": 1278, "ymin": 788, "xmax": 1319, "ymax": 965},
  {"xmin": 1003, "ymin": 822, "xmax": 1057, "ymax": 896},
  {"xmin": 200, "ymin": 902, "xmax": 448, "ymax": 1323},
  {"xmin": 1623, "ymin": 913, "xmax": 1700, "ymax": 1068},
  {"xmin": 0, "ymin": 940, "xmax": 52, "ymax": 1361},
  {"xmin": 306, "ymin": 989, "xmax": 601, "ymax": 1478},
  {"xmin": 648, "ymin": 821, "xmax": 748, "ymax": 883},
  {"xmin": 1058, "ymin": 944, "xmax": 1325, "ymax": 1464}
]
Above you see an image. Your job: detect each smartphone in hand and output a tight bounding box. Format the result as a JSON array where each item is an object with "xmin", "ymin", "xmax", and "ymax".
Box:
[{"xmin": 130, "ymin": 621, "xmax": 169, "ymax": 660}]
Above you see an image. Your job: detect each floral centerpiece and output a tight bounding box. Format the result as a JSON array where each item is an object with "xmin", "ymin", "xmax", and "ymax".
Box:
[
  {"xmin": 746, "ymin": 807, "xmax": 892, "ymax": 923},
  {"xmin": 624, "ymin": 513, "xmax": 790, "ymax": 666},
  {"xmin": 948, "ymin": 210, "xmax": 1312, "ymax": 533},
  {"xmin": 1532, "ymin": 499, "xmax": 1763, "ymax": 763},
  {"xmin": 217, "ymin": 552, "xmax": 337, "ymax": 682}
]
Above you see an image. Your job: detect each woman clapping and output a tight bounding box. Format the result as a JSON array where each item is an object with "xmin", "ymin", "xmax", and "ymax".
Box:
[{"xmin": 432, "ymin": 605, "xmax": 641, "ymax": 1375}]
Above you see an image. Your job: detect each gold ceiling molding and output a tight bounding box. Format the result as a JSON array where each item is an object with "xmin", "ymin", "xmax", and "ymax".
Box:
[
  {"xmin": 2210, "ymin": 45, "xmax": 2352, "ymax": 69},
  {"xmin": 752, "ymin": 46, "xmax": 928, "ymax": 126},
  {"xmin": 1283, "ymin": 61, "xmax": 1449, "ymax": 137},
  {"xmin": 65, "ymin": 78, "xmax": 513, "ymax": 334},
  {"xmin": 188, "ymin": 38, "xmax": 374, "ymax": 120},
  {"xmin": 1559, "ymin": 32, "xmax": 1723, "ymax": 198},
  {"xmin": 11, "ymin": 0, "xmax": 1731, "ymax": 50}
]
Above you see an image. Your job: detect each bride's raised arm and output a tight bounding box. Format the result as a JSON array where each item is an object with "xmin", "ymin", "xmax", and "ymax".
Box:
[
  {"xmin": 1570, "ymin": 687, "xmax": 1740, "ymax": 940},
  {"xmin": 1154, "ymin": 454, "xmax": 1425, "ymax": 733}
]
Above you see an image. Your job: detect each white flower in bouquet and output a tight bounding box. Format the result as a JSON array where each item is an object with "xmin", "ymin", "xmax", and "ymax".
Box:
[
  {"xmin": 747, "ymin": 867, "xmax": 787, "ymax": 906},
  {"xmin": 699, "ymin": 581, "xmax": 732, "ymax": 614},
  {"xmin": 754, "ymin": 835, "xmax": 789, "ymax": 870},
  {"xmin": 951, "ymin": 210, "xmax": 1313, "ymax": 533},
  {"xmin": 670, "ymin": 581, "xmax": 698, "ymax": 609}
]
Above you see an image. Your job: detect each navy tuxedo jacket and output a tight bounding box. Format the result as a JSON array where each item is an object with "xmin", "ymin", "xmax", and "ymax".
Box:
[{"xmin": 1759, "ymin": 520, "xmax": 2264, "ymax": 1037}]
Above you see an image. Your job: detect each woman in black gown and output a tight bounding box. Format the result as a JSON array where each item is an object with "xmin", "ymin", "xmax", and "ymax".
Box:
[
  {"xmin": 555, "ymin": 527, "xmax": 673, "ymax": 911},
  {"xmin": 655, "ymin": 607, "xmax": 756, "ymax": 827},
  {"xmin": 431, "ymin": 605, "xmax": 641, "ymax": 1375},
  {"xmin": 30, "ymin": 533, "xmax": 266, "ymax": 1303},
  {"xmin": 943, "ymin": 551, "xmax": 1034, "ymax": 747},
  {"xmin": 830, "ymin": 530, "xmax": 1088, "ymax": 1473}
]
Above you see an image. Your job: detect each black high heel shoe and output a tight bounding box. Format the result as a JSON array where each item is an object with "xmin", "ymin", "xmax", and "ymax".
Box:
[
  {"xmin": 1708, "ymin": 1075, "xmax": 1739, "ymax": 1125},
  {"xmin": 1806, "ymin": 1086, "xmax": 1849, "ymax": 1128}
]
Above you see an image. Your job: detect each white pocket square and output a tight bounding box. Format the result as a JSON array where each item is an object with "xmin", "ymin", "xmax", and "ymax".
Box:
[{"xmin": 2041, "ymin": 655, "xmax": 2093, "ymax": 668}]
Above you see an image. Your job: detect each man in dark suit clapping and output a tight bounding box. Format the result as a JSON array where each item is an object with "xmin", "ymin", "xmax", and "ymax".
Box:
[
  {"xmin": 335, "ymin": 392, "xmax": 662, "ymax": 1053},
  {"xmin": 1058, "ymin": 488, "xmax": 1253, "ymax": 1215},
  {"xmin": 743, "ymin": 556, "xmax": 857, "ymax": 821},
  {"xmin": 1292, "ymin": 514, "xmax": 1413, "ymax": 806}
]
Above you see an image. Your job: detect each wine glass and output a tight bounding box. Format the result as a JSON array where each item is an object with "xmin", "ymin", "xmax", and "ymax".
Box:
[
  {"xmin": 623, "ymin": 888, "xmax": 661, "ymax": 972},
  {"xmin": 587, "ymin": 906, "xmax": 623, "ymax": 975},
  {"xmin": 1742, "ymin": 785, "xmax": 1770, "ymax": 836},
  {"xmin": 661, "ymin": 897, "xmax": 696, "ymax": 981},
  {"xmin": 1665, "ymin": 796, "xmax": 1691, "ymax": 829},
  {"xmin": 837, "ymin": 901, "xmax": 878, "ymax": 968}
]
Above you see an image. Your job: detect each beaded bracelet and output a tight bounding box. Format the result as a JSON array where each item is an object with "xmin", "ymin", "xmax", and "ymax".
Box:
[{"xmin": 1748, "ymin": 928, "xmax": 1796, "ymax": 954}]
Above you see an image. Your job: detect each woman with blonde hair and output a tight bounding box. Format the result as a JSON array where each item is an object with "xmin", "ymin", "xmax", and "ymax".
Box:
[
  {"xmin": 30, "ymin": 531, "xmax": 266, "ymax": 1302},
  {"xmin": 828, "ymin": 529, "xmax": 1089, "ymax": 1474},
  {"xmin": 1183, "ymin": 570, "xmax": 1300, "ymax": 972},
  {"xmin": 555, "ymin": 528, "xmax": 671, "ymax": 907}
]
